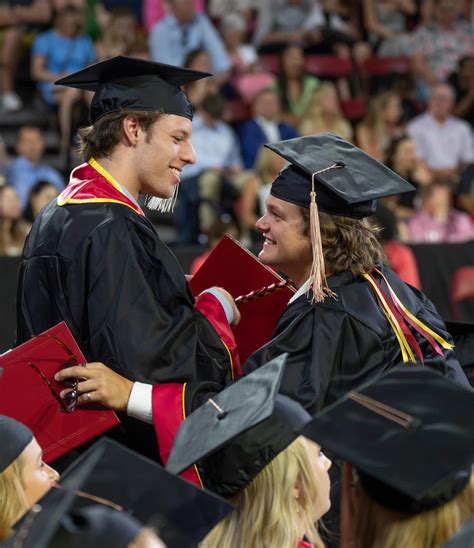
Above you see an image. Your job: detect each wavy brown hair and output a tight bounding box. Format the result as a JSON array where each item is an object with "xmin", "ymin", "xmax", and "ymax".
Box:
[
  {"xmin": 77, "ymin": 109, "xmax": 163, "ymax": 161},
  {"xmin": 300, "ymin": 208, "xmax": 385, "ymax": 276}
]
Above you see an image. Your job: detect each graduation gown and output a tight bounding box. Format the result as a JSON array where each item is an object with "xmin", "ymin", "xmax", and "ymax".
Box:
[
  {"xmin": 15, "ymin": 160, "xmax": 239, "ymax": 469},
  {"xmin": 244, "ymin": 265, "xmax": 470, "ymax": 415}
]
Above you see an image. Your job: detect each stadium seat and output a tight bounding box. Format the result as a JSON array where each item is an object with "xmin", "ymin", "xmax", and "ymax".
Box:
[
  {"xmin": 258, "ymin": 53, "xmax": 280, "ymax": 74},
  {"xmin": 304, "ymin": 55, "xmax": 352, "ymax": 78},
  {"xmin": 450, "ymin": 266, "xmax": 474, "ymax": 320},
  {"xmin": 340, "ymin": 98, "xmax": 367, "ymax": 121},
  {"xmin": 361, "ymin": 56, "xmax": 411, "ymax": 76}
]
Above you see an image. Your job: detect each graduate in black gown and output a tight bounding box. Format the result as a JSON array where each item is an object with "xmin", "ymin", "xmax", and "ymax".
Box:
[
  {"xmin": 243, "ymin": 133, "xmax": 470, "ymax": 413},
  {"xmin": 14, "ymin": 57, "xmax": 241, "ymax": 467}
]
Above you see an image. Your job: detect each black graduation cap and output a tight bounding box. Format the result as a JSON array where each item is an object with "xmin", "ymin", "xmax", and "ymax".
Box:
[
  {"xmin": 55, "ymin": 55, "xmax": 211, "ymax": 124},
  {"xmin": 266, "ymin": 133, "xmax": 415, "ymax": 218},
  {"xmin": 442, "ymin": 518, "xmax": 474, "ymax": 548},
  {"xmin": 0, "ymin": 414, "xmax": 33, "ymax": 473},
  {"xmin": 3, "ymin": 439, "xmax": 106, "ymax": 548},
  {"xmin": 301, "ymin": 365, "xmax": 474, "ymax": 514},
  {"xmin": 166, "ymin": 354, "xmax": 312, "ymax": 498},
  {"xmin": 59, "ymin": 437, "xmax": 232, "ymax": 548}
]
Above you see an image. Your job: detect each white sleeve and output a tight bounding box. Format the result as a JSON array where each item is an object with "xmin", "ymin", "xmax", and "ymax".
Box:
[{"xmin": 126, "ymin": 382, "xmax": 154, "ymax": 424}]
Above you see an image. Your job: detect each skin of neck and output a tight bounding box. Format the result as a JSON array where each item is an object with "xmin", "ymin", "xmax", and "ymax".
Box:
[
  {"xmin": 287, "ymin": 264, "xmax": 312, "ymax": 290},
  {"xmin": 95, "ymin": 151, "xmax": 141, "ymax": 200}
]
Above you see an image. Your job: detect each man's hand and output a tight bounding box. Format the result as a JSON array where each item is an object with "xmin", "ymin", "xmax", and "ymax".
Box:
[
  {"xmin": 211, "ymin": 287, "xmax": 241, "ymax": 326},
  {"xmin": 55, "ymin": 362, "xmax": 134, "ymax": 411}
]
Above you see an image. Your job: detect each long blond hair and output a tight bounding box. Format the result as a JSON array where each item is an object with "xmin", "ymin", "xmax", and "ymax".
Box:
[
  {"xmin": 352, "ymin": 471, "xmax": 474, "ymax": 548},
  {"xmin": 0, "ymin": 455, "xmax": 28, "ymax": 541},
  {"xmin": 299, "ymin": 82, "xmax": 353, "ymax": 141},
  {"xmin": 202, "ymin": 437, "xmax": 324, "ymax": 548}
]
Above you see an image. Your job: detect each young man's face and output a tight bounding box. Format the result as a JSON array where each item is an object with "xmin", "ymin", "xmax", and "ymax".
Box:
[
  {"xmin": 256, "ymin": 194, "xmax": 312, "ymax": 283},
  {"xmin": 135, "ymin": 114, "xmax": 196, "ymax": 198}
]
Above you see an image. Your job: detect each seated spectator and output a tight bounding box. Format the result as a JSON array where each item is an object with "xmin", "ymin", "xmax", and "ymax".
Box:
[
  {"xmin": 175, "ymin": 92, "xmax": 248, "ymax": 244},
  {"xmin": 143, "ymin": 0, "xmax": 204, "ymax": 34},
  {"xmin": 0, "ymin": 185, "xmax": 29, "ymax": 256},
  {"xmin": 448, "ymin": 55, "xmax": 474, "ymax": 129},
  {"xmin": 238, "ymin": 88, "xmax": 298, "ymax": 169},
  {"xmin": 363, "ymin": 0, "xmax": 416, "ymax": 57},
  {"xmin": 22, "ymin": 180, "xmax": 59, "ymax": 228},
  {"xmin": 385, "ymin": 135, "xmax": 432, "ymax": 213},
  {"xmin": 220, "ymin": 13, "xmax": 258, "ymax": 77},
  {"xmin": 374, "ymin": 202, "xmax": 421, "ymax": 288},
  {"xmin": 6, "ymin": 126, "xmax": 64, "ymax": 209},
  {"xmin": 455, "ymin": 163, "xmax": 474, "ymax": 217},
  {"xmin": 95, "ymin": 7, "xmax": 138, "ymax": 60},
  {"xmin": 208, "ymin": 0, "xmax": 257, "ymax": 20},
  {"xmin": 407, "ymin": 180, "xmax": 474, "ymax": 243},
  {"xmin": 31, "ymin": 5, "xmax": 96, "ymax": 161},
  {"xmin": 0, "ymin": 0, "xmax": 52, "ymax": 112},
  {"xmin": 299, "ymin": 81, "xmax": 353, "ymax": 141},
  {"xmin": 356, "ymin": 91, "xmax": 404, "ymax": 161},
  {"xmin": 407, "ymin": 82, "xmax": 474, "ymax": 183},
  {"xmin": 411, "ymin": 0, "xmax": 474, "ymax": 102},
  {"xmin": 149, "ymin": 0, "xmax": 231, "ymax": 81},
  {"xmin": 238, "ymin": 145, "xmax": 287, "ymax": 244},
  {"xmin": 183, "ymin": 49, "xmax": 219, "ymax": 109},
  {"xmin": 270, "ymin": 43, "xmax": 320, "ymax": 126}
]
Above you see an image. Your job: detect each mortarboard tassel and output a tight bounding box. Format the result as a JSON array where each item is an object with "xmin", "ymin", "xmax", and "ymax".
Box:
[
  {"xmin": 146, "ymin": 183, "xmax": 180, "ymax": 213},
  {"xmin": 308, "ymin": 163, "xmax": 344, "ymax": 303}
]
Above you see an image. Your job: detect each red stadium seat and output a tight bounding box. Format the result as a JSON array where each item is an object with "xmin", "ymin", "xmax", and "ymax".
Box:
[
  {"xmin": 361, "ymin": 56, "xmax": 411, "ymax": 76},
  {"xmin": 450, "ymin": 266, "xmax": 474, "ymax": 320},
  {"xmin": 340, "ymin": 98, "xmax": 367, "ymax": 121},
  {"xmin": 304, "ymin": 55, "xmax": 352, "ymax": 78},
  {"xmin": 259, "ymin": 53, "xmax": 280, "ymax": 74},
  {"xmin": 225, "ymin": 99, "xmax": 251, "ymax": 124}
]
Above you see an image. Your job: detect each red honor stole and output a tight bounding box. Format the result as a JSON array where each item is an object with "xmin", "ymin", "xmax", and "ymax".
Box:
[{"xmin": 57, "ymin": 158, "xmax": 145, "ymax": 216}]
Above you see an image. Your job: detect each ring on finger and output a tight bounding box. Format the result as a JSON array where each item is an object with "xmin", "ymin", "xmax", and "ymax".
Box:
[{"xmin": 85, "ymin": 392, "xmax": 93, "ymax": 402}]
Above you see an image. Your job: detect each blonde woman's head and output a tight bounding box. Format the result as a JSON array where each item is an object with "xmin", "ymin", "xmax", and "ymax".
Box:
[
  {"xmin": 203, "ymin": 436, "xmax": 331, "ymax": 548},
  {"xmin": 255, "ymin": 146, "xmax": 288, "ymax": 185}
]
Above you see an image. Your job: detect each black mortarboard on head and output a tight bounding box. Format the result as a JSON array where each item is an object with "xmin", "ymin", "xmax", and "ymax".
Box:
[
  {"xmin": 55, "ymin": 55, "xmax": 211, "ymax": 124},
  {"xmin": 0, "ymin": 414, "xmax": 33, "ymax": 473},
  {"xmin": 166, "ymin": 354, "xmax": 311, "ymax": 498},
  {"xmin": 265, "ymin": 133, "xmax": 415, "ymax": 302},
  {"xmin": 59, "ymin": 438, "xmax": 232, "ymax": 548},
  {"xmin": 300, "ymin": 366, "xmax": 474, "ymax": 514}
]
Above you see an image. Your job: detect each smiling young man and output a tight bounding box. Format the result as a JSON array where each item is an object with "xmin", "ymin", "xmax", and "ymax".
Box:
[
  {"xmin": 15, "ymin": 56, "xmax": 240, "ymax": 469},
  {"xmin": 244, "ymin": 134, "xmax": 470, "ymax": 414}
]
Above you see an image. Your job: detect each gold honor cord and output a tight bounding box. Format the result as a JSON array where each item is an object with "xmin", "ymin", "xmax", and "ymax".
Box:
[{"xmin": 348, "ymin": 391, "xmax": 418, "ymax": 429}]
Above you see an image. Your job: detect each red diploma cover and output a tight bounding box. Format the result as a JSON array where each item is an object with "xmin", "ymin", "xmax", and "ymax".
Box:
[
  {"xmin": 0, "ymin": 322, "xmax": 120, "ymax": 463},
  {"xmin": 189, "ymin": 235, "xmax": 295, "ymax": 363}
]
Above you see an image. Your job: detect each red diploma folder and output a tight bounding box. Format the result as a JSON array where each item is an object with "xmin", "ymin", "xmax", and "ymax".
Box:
[
  {"xmin": 189, "ymin": 235, "xmax": 295, "ymax": 363},
  {"xmin": 0, "ymin": 322, "xmax": 120, "ymax": 463}
]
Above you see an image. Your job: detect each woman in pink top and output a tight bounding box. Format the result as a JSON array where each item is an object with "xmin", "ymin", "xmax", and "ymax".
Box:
[
  {"xmin": 408, "ymin": 180, "xmax": 474, "ymax": 243},
  {"xmin": 143, "ymin": 0, "xmax": 204, "ymax": 33}
]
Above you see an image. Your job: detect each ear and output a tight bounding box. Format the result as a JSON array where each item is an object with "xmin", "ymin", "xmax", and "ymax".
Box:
[
  {"xmin": 122, "ymin": 114, "xmax": 141, "ymax": 146},
  {"xmin": 293, "ymin": 486, "xmax": 301, "ymax": 501}
]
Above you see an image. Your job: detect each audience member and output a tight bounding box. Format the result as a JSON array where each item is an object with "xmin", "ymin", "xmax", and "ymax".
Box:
[
  {"xmin": 238, "ymin": 145, "xmax": 287, "ymax": 244},
  {"xmin": 183, "ymin": 49, "xmax": 219, "ymax": 108},
  {"xmin": 0, "ymin": 0, "xmax": 52, "ymax": 112},
  {"xmin": 0, "ymin": 185, "xmax": 29, "ymax": 256},
  {"xmin": 407, "ymin": 180, "xmax": 474, "ymax": 243},
  {"xmin": 299, "ymin": 81, "xmax": 353, "ymax": 141},
  {"xmin": 411, "ymin": 0, "xmax": 474, "ymax": 102},
  {"xmin": 207, "ymin": 0, "xmax": 257, "ymax": 19},
  {"xmin": 356, "ymin": 91, "xmax": 404, "ymax": 160},
  {"xmin": 149, "ymin": 0, "xmax": 231, "ymax": 80},
  {"xmin": 22, "ymin": 180, "xmax": 59, "ymax": 227},
  {"xmin": 448, "ymin": 55, "xmax": 474, "ymax": 129},
  {"xmin": 270, "ymin": 43, "xmax": 320, "ymax": 126},
  {"xmin": 143, "ymin": 0, "xmax": 204, "ymax": 33},
  {"xmin": 31, "ymin": 5, "xmax": 96, "ymax": 160},
  {"xmin": 238, "ymin": 88, "xmax": 298, "ymax": 169},
  {"xmin": 6, "ymin": 126, "xmax": 64, "ymax": 209},
  {"xmin": 363, "ymin": 0, "xmax": 416, "ymax": 57},
  {"xmin": 456, "ymin": 164, "xmax": 474, "ymax": 217},
  {"xmin": 95, "ymin": 7, "xmax": 138, "ymax": 60},
  {"xmin": 385, "ymin": 135, "xmax": 432, "ymax": 212},
  {"xmin": 220, "ymin": 13, "xmax": 258, "ymax": 76},
  {"xmin": 175, "ymin": 92, "xmax": 245, "ymax": 244},
  {"xmin": 407, "ymin": 82, "xmax": 473, "ymax": 183}
]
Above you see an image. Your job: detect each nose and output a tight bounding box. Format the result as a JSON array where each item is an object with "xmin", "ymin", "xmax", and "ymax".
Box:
[
  {"xmin": 255, "ymin": 213, "xmax": 268, "ymax": 233},
  {"xmin": 46, "ymin": 464, "xmax": 60, "ymax": 484},
  {"xmin": 181, "ymin": 141, "xmax": 196, "ymax": 165},
  {"xmin": 325, "ymin": 454, "xmax": 332, "ymax": 471}
]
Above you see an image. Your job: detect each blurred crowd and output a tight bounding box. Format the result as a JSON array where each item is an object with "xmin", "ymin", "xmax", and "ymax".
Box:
[{"xmin": 0, "ymin": 0, "xmax": 473, "ymax": 261}]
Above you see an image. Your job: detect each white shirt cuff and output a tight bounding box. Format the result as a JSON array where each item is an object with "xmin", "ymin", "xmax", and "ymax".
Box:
[
  {"xmin": 126, "ymin": 382, "xmax": 154, "ymax": 424},
  {"xmin": 202, "ymin": 288, "xmax": 234, "ymax": 324}
]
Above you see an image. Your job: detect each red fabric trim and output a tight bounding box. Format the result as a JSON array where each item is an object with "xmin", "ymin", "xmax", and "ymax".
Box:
[
  {"xmin": 297, "ymin": 541, "xmax": 313, "ymax": 548},
  {"xmin": 58, "ymin": 163, "xmax": 145, "ymax": 216},
  {"xmin": 151, "ymin": 383, "xmax": 202, "ymax": 487},
  {"xmin": 195, "ymin": 292, "xmax": 242, "ymax": 378}
]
